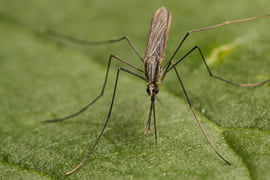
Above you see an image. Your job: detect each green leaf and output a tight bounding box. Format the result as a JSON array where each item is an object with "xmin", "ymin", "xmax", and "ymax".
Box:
[{"xmin": 0, "ymin": 0, "xmax": 270, "ymax": 179}]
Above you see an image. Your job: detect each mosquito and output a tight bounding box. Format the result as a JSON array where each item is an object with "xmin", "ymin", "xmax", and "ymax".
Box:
[{"xmin": 43, "ymin": 7, "xmax": 270, "ymax": 175}]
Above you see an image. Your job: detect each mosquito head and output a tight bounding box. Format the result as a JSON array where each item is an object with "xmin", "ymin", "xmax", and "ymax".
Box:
[{"xmin": 147, "ymin": 83, "xmax": 159, "ymax": 97}]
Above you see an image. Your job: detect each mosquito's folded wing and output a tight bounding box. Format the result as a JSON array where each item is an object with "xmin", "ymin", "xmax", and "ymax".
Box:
[{"xmin": 144, "ymin": 7, "xmax": 171, "ymax": 62}]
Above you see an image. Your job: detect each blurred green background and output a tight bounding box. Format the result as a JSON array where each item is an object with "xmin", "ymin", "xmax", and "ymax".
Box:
[{"xmin": 0, "ymin": 0, "xmax": 270, "ymax": 179}]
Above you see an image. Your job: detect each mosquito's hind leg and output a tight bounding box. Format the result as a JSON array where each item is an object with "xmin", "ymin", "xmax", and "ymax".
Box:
[
  {"xmin": 162, "ymin": 12, "xmax": 270, "ymax": 80},
  {"xmin": 40, "ymin": 28, "xmax": 143, "ymax": 61},
  {"xmin": 43, "ymin": 54, "xmax": 145, "ymax": 123}
]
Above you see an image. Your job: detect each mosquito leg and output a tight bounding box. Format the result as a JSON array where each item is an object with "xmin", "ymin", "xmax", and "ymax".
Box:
[
  {"xmin": 162, "ymin": 12, "xmax": 270, "ymax": 80},
  {"xmin": 166, "ymin": 45, "xmax": 270, "ymax": 87},
  {"xmin": 171, "ymin": 62, "xmax": 231, "ymax": 165},
  {"xmin": 40, "ymin": 28, "xmax": 143, "ymax": 61},
  {"xmin": 65, "ymin": 67, "xmax": 146, "ymax": 175},
  {"xmin": 43, "ymin": 54, "xmax": 145, "ymax": 123}
]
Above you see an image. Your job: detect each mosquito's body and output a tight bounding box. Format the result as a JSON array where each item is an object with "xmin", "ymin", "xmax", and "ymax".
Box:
[
  {"xmin": 43, "ymin": 7, "xmax": 270, "ymax": 175},
  {"xmin": 144, "ymin": 7, "xmax": 171, "ymax": 86},
  {"xmin": 142, "ymin": 7, "xmax": 171, "ymax": 137}
]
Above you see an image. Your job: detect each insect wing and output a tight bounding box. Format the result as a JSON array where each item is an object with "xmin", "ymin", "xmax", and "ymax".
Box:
[{"xmin": 144, "ymin": 7, "xmax": 171, "ymax": 61}]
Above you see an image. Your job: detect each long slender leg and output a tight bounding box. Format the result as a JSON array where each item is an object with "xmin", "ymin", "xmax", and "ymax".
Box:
[
  {"xmin": 162, "ymin": 12, "xmax": 270, "ymax": 80},
  {"xmin": 40, "ymin": 28, "xmax": 143, "ymax": 61},
  {"xmin": 66, "ymin": 67, "xmax": 144, "ymax": 175},
  {"xmin": 43, "ymin": 54, "xmax": 145, "ymax": 123},
  {"xmin": 165, "ymin": 45, "xmax": 270, "ymax": 87},
  {"xmin": 171, "ymin": 63, "xmax": 231, "ymax": 165}
]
